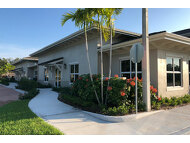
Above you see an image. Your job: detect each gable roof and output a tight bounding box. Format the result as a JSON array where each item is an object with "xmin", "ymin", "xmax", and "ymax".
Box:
[
  {"xmin": 173, "ymin": 28, "xmax": 190, "ymax": 38},
  {"xmin": 30, "ymin": 27, "xmax": 140, "ymax": 57},
  {"xmin": 12, "ymin": 57, "xmax": 38, "ymax": 65}
]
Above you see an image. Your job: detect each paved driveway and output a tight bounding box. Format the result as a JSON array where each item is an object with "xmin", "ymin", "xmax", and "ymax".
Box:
[
  {"xmin": 0, "ymin": 84, "xmax": 21, "ymax": 107},
  {"xmin": 29, "ymin": 88, "xmax": 190, "ymax": 135}
]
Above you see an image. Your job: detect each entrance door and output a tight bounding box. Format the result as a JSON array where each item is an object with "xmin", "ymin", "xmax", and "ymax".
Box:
[{"xmin": 55, "ymin": 69, "xmax": 61, "ymax": 87}]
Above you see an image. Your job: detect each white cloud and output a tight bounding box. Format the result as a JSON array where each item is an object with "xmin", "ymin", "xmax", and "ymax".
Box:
[{"xmin": 0, "ymin": 44, "xmax": 39, "ymax": 59}]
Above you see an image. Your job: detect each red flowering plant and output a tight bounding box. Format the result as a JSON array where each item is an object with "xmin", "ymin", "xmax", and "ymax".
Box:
[
  {"xmin": 105, "ymin": 76, "xmax": 127, "ymax": 107},
  {"xmin": 71, "ymin": 74, "xmax": 100, "ymax": 102},
  {"xmin": 125, "ymin": 77, "xmax": 145, "ymax": 111},
  {"xmin": 150, "ymin": 85, "xmax": 161, "ymax": 102},
  {"xmin": 71, "ymin": 74, "xmax": 159, "ymax": 112}
]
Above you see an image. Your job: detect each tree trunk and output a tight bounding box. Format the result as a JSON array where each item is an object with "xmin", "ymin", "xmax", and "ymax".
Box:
[
  {"xmin": 84, "ymin": 25, "xmax": 101, "ymax": 105},
  {"xmin": 105, "ymin": 18, "xmax": 113, "ymax": 105},
  {"xmin": 99, "ymin": 18, "xmax": 104, "ymax": 104}
]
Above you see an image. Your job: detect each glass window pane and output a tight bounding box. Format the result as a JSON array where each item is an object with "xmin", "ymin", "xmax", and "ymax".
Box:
[
  {"xmin": 131, "ymin": 61, "xmax": 135, "ymax": 72},
  {"xmin": 175, "ymin": 73, "xmax": 181, "ymax": 86},
  {"xmin": 174, "ymin": 58, "xmax": 181, "ymax": 71},
  {"xmin": 70, "ymin": 74, "xmax": 74, "ymax": 83},
  {"xmin": 131, "ymin": 73, "xmax": 142, "ymax": 79},
  {"xmin": 131, "ymin": 73, "xmax": 135, "ymax": 78},
  {"xmin": 75, "ymin": 74, "xmax": 79, "ymax": 81},
  {"xmin": 137, "ymin": 61, "xmax": 142, "ymax": 71},
  {"xmin": 75, "ymin": 64, "xmax": 79, "ymax": 73},
  {"xmin": 121, "ymin": 73, "xmax": 130, "ymax": 79},
  {"xmin": 167, "ymin": 73, "xmax": 173, "ymax": 86},
  {"xmin": 132, "ymin": 62, "xmax": 142, "ymax": 72},
  {"xmin": 70, "ymin": 65, "xmax": 74, "ymax": 73},
  {"xmin": 121, "ymin": 60, "xmax": 130, "ymax": 72},
  {"xmin": 167, "ymin": 57, "xmax": 173, "ymax": 71}
]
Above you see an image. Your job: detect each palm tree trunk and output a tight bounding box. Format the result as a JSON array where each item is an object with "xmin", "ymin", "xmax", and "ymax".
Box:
[
  {"xmin": 108, "ymin": 19, "xmax": 113, "ymax": 79},
  {"xmin": 105, "ymin": 18, "xmax": 113, "ymax": 105},
  {"xmin": 84, "ymin": 25, "xmax": 101, "ymax": 105},
  {"xmin": 99, "ymin": 18, "xmax": 104, "ymax": 104}
]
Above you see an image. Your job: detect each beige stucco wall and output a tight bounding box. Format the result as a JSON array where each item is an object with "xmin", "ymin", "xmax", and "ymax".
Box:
[
  {"xmin": 14, "ymin": 61, "xmax": 37, "ymax": 80},
  {"xmin": 157, "ymin": 49, "xmax": 189, "ymax": 98},
  {"xmin": 37, "ymin": 35, "xmax": 99, "ymax": 87},
  {"xmin": 100, "ymin": 48, "xmax": 157, "ymax": 86}
]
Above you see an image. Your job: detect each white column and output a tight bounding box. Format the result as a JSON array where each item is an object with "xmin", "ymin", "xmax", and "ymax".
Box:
[{"xmin": 142, "ymin": 8, "xmax": 151, "ymax": 112}]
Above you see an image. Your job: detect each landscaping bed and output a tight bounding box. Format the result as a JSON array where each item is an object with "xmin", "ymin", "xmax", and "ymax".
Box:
[
  {"xmin": 0, "ymin": 100, "xmax": 63, "ymax": 135},
  {"xmin": 16, "ymin": 77, "xmax": 51, "ymax": 100},
  {"xmin": 55, "ymin": 74, "xmax": 149, "ymax": 116},
  {"xmin": 56, "ymin": 74, "xmax": 190, "ymax": 116}
]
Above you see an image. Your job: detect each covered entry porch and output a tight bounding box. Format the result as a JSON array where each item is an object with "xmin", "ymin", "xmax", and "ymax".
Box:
[{"xmin": 38, "ymin": 57, "xmax": 64, "ymax": 87}]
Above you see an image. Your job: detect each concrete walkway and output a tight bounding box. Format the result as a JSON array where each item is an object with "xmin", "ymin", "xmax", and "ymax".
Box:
[{"xmin": 28, "ymin": 88, "xmax": 190, "ymax": 135}]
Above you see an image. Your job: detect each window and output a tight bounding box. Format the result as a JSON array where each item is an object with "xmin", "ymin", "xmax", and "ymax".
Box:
[
  {"xmin": 166, "ymin": 57, "xmax": 182, "ymax": 87},
  {"xmin": 44, "ymin": 68, "xmax": 48, "ymax": 82},
  {"xmin": 70, "ymin": 64, "xmax": 79, "ymax": 83},
  {"xmin": 120, "ymin": 59, "xmax": 142, "ymax": 79}
]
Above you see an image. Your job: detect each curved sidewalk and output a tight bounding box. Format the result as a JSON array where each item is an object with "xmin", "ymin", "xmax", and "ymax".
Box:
[{"xmin": 28, "ymin": 88, "xmax": 190, "ymax": 135}]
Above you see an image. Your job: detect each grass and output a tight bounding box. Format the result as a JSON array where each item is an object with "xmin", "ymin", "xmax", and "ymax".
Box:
[{"xmin": 0, "ymin": 100, "xmax": 63, "ymax": 135}]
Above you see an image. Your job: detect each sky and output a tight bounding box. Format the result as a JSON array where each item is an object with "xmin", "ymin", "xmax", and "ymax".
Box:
[{"xmin": 0, "ymin": 8, "xmax": 190, "ymax": 59}]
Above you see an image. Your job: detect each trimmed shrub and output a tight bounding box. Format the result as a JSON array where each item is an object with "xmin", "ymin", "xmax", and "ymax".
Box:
[
  {"xmin": 53, "ymin": 87, "xmax": 72, "ymax": 95},
  {"xmin": 0, "ymin": 78, "xmax": 9, "ymax": 86},
  {"xmin": 58, "ymin": 74, "xmax": 159, "ymax": 116},
  {"xmin": 16, "ymin": 77, "xmax": 37, "ymax": 91},
  {"xmin": 37, "ymin": 82, "xmax": 52, "ymax": 88},
  {"xmin": 152, "ymin": 94, "xmax": 190, "ymax": 110},
  {"xmin": 19, "ymin": 88, "xmax": 39, "ymax": 100}
]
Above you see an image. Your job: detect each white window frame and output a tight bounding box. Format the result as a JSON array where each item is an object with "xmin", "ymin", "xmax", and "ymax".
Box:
[
  {"xmin": 166, "ymin": 57, "xmax": 182, "ymax": 88},
  {"xmin": 69, "ymin": 63, "xmax": 79, "ymax": 84},
  {"xmin": 119, "ymin": 57, "xmax": 142, "ymax": 78}
]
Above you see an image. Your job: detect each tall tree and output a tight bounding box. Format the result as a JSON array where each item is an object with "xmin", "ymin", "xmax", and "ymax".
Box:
[
  {"xmin": 61, "ymin": 8, "xmax": 101, "ymax": 105},
  {"xmin": 0, "ymin": 58, "xmax": 15, "ymax": 77},
  {"xmin": 104, "ymin": 8, "xmax": 123, "ymax": 104},
  {"xmin": 90, "ymin": 8, "xmax": 110, "ymax": 104}
]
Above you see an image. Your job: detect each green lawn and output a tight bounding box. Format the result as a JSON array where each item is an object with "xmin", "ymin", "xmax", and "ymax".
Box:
[{"xmin": 0, "ymin": 100, "xmax": 63, "ymax": 135}]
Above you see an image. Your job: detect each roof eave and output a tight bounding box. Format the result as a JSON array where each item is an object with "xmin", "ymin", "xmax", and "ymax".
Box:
[
  {"xmin": 30, "ymin": 27, "xmax": 141, "ymax": 57},
  {"xmin": 100, "ymin": 32, "xmax": 190, "ymax": 52}
]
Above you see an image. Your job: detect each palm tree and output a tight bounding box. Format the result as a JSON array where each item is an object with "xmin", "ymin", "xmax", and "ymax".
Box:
[
  {"xmin": 90, "ymin": 8, "xmax": 110, "ymax": 104},
  {"xmin": 104, "ymin": 8, "xmax": 123, "ymax": 104},
  {"xmin": 61, "ymin": 8, "xmax": 101, "ymax": 105}
]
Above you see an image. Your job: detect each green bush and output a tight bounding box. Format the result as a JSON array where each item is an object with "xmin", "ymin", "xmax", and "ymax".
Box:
[
  {"xmin": 72, "ymin": 74, "xmax": 149, "ymax": 110},
  {"xmin": 37, "ymin": 82, "xmax": 52, "ymax": 88},
  {"xmin": 101, "ymin": 105, "xmax": 129, "ymax": 116},
  {"xmin": 152, "ymin": 94, "xmax": 190, "ymax": 110},
  {"xmin": 19, "ymin": 88, "xmax": 39, "ymax": 100},
  {"xmin": 56, "ymin": 74, "xmax": 162, "ymax": 116},
  {"xmin": 53, "ymin": 87, "xmax": 72, "ymax": 95},
  {"xmin": 16, "ymin": 78, "xmax": 37, "ymax": 91},
  {"xmin": 0, "ymin": 78, "xmax": 9, "ymax": 86},
  {"xmin": 9, "ymin": 77, "xmax": 15, "ymax": 82}
]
